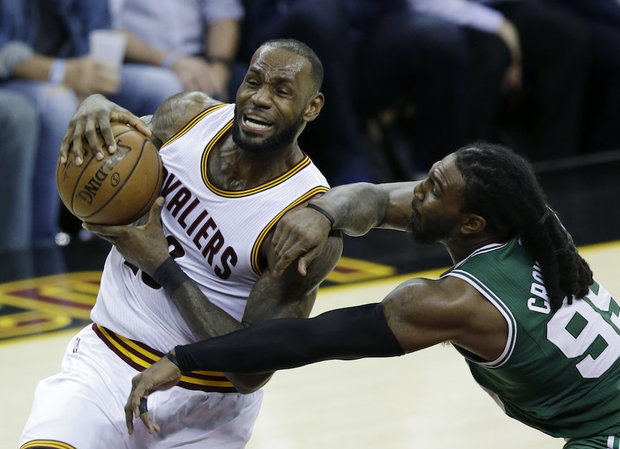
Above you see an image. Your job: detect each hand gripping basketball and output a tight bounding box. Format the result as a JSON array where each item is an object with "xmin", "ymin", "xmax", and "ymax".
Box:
[
  {"xmin": 56, "ymin": 122, "xmax": 163, "ymax": 225},
  {"xmin": 82, "ymin": 197, "xmax": 171, "ymax": 276}
]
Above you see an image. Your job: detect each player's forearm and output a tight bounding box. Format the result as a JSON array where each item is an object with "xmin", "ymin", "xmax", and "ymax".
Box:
[
  {"xmin": 152, "ymin": 258, "xmax": 243, "ymax": 339},
  {"xmin": 12, "ymin": 54, "xmax": 55, "ymax": 81},
  {"xmin": 152, "ymin": 258, "xmax": 275, "ymax": 392},
  {"xmin": 174, "ymin": 303, "xmax": 405, "ymax": 373},
  {"xmin": 173, "ymin": 280, "xmax": 274, "ymax": 392},
  {"xmin": 205, "ymin": 19, "xmax": 239, "ymax": 66},
  {"xmin": 308, "ymin": 183, "xmax": 390, "ymax": 236}
]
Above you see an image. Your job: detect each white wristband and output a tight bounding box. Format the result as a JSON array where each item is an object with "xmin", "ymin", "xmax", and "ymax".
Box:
[{"xmin": 49, "ymin": 59, "xmax": 66, "ymax": 84}]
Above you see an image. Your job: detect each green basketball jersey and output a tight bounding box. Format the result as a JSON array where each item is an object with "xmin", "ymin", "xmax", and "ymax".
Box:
[{"xmin": 446, "ymin": 237, "xmax": 620, "ymax": 438}]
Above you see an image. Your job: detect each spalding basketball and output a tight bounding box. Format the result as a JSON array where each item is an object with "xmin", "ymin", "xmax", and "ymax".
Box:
[{"xmin": 56, "ymin": 122, "xmax": 164, "ymax": 225}]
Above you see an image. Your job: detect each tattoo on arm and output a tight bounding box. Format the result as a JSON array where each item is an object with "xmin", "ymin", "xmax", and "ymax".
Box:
[
  {"xmin": 151, "ymin": 92, "xmax": 220, "ymax": 145},
  {"xmin": 312, "ymin": 184, "xmax": 389, "ymax": 236},
  {"xmin": 222, "ymin": 233, "xmax": 342, "ymax": 391},
  {"xmin": 245, "ymin": 233, "xmax": 343, "ymax": 324},
  {"xmin": 167, "ymin": 232, "xmax": 342, "ymax": 392}
]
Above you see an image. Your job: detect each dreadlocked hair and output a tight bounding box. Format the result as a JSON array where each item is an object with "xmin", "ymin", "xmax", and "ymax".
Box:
[{"xmin": 455, "ymin": 143, "xmax": 593, "ymax": 312}]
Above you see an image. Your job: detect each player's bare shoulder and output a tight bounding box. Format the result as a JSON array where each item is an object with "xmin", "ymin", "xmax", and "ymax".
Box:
[{"xmin": 151, "ymin": 91, "xmax": 223, "ymax": 146}]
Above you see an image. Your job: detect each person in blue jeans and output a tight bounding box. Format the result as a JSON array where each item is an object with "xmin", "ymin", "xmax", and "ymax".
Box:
[
  {"xmin": 0, "ymin": 0, "xmax": 182, "ymax": 247},
  {"xmin": 0, "ymin": 90, "xmax": 38, "ymax": 253}
]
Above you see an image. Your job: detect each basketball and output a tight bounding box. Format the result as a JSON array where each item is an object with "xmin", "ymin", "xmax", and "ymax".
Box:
[{"xmin": 56, "ymin": 122, "xmax": 164, "ymax": 225}]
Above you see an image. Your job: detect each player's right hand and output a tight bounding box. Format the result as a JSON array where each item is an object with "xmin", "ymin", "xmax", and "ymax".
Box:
[
  {"xmin": 83, "ymin": 197, "xmax": 169, "ymax": 276},
  {"xmin": 271, "ymin": 205, "xmax": 332, "ymax": 277},
  {"xmin": 125, "ymin": 353, "xmax": 182, "ymax": 435},
  {"xmin": 59, "ymin": 94, "xmax": 151, "ymax": 166}
]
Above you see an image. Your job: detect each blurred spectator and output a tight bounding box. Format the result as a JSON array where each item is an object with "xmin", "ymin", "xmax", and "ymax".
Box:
[
  {"xmin": 347, "ymin": 0, "xmax": 469, "ymax": 177},
  {"xmin": 109, "ymin": 0, "xmax": 244, "ymax": 101},
  {"xmin": 411, "ymin": 0, "xmax": 589, "ymax": 161},
  {"xmin": 239, "ymin": 0, "xmax": 374, "ymax": 185},
  {"xmin": 542, "ymin": 0, "xmax": 620, "ymax": 153},
  {"xmin": 0, "ymin": 90, "xmax": 38, "ymax": 253},
  {"xmin": 0, "ymin": 0, "xmax": 176, "ymax": 247},
  {"xmin": 0, "ymin": 0, "xmax": 82, "ymax": 246}
]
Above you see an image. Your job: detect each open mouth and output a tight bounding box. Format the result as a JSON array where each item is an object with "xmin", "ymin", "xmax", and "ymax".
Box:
[{"xmin": 242, "ymin": 114, "xmax": 274, "ymax": 133}]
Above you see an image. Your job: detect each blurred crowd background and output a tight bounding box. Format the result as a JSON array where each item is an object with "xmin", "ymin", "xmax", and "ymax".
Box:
[{"xmin": 1, "ymin": 0, "xmax": 619, "ymax": 254}]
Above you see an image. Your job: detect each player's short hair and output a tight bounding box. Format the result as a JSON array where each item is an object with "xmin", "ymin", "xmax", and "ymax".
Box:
[{"xmin": 260, "ymin": 38, "xmax": 324, "ymax": 92}]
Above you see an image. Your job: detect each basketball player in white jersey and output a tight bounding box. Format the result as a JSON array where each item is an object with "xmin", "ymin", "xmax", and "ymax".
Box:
[{"xmin": 19, "ymin": 39, "xmax": 342, "ymax": 449}]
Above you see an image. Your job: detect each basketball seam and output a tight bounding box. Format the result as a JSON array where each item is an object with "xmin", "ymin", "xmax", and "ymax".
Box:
[
  {"xmin": 67, "ymin": 127, "xmax": 136, "ymax": 216},
  {"xmin": 79, "ymin": 138, "xmax": 147, "ymax": 221},
  {"xmin": 68, "ymin": 156, "xmax": 97, "ymax": 214}
]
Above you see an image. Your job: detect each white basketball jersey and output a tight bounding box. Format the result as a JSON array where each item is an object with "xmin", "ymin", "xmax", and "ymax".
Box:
[{"xmin": 92, "ymin": 103, "xmax": 329, "ymax": 351}]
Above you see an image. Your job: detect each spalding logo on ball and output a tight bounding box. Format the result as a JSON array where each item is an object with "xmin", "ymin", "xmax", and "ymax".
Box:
[{"xmin": 56, "ymin": 122, "xmax": 164, "ymax": 225}]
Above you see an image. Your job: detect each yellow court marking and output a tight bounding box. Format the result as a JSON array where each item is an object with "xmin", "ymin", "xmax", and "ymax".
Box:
[
  {"xmin": 326, "ymin": 256, "xmax": 397, "ymax": 283},
  {"xmin": 0, "ymin": 271, "xmax": 100, "ymax": 318},
  {"xmin": 0, "ymin": 272, "xmax": 100, "ymax": 341}
]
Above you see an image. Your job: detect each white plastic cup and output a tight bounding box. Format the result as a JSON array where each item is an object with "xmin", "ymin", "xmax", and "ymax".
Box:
[{"xmin": 89, "ymin": 30, "xmax": 127, "ymax": 67}]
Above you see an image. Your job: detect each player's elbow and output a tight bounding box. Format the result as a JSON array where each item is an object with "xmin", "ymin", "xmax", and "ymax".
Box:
[{"xmin": 227, "ymin": 372, "xmax": 273, "ymax": 394}]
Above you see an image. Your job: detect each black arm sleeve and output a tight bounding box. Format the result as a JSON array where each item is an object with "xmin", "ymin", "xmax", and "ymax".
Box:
[{"xmin": 174, "ymin": 303, "xmax": 405, "ymax": 373}]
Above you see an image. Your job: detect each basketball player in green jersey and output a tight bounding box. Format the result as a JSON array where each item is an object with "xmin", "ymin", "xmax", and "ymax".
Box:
[{"xmin": 126, "ymin": 143, "xmax": 619, "ymax": 448}]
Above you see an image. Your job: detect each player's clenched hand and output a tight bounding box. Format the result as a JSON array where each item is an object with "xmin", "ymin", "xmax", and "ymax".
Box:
[
  {"xmin": 125, "ymin": 354, "xmax": 182, "ymax": 435},
  {"xmin": 82, "ymin": 197, "xmax": 170, "ymax": 275},
  {"xmin": 60, "ymin": 94, "xmax": 151, "ymax": 165},
  {"xmin": 272, "ymin": 205, "xmax": 332, "ymax": 277}
]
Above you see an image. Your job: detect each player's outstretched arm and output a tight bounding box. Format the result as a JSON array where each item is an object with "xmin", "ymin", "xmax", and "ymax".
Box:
[
  {"xmin": 220, "ymin": 228, "xmax": 343, "ymax": 391},
  {"xmin": 158, "ymin": 227, "xmax": 343, "ymax": 393},
  {"xmin": 123, "ymin": 226, "xmax": 343, "ymax": 433},
  {"xmin": 171, "ymin": 275, "xmax": 501, "ymax": 372},
  {"xmin": 124, "ymin": 275, "xmax": 505, "ymax": 433},
  {"xmin": 272, "ymin": 181, "xmax": 417, "ymax": 276}
]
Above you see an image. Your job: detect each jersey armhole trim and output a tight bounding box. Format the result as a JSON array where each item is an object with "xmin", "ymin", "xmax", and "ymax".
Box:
[
  {"xmin": 250, "ymin": 186, "xmax": 329, "ymax": 275},
  {"xmin": 446, "ymin": 270, "xmax": 517, "ymax": 368},
  {"xmin": 20, "ymin": 440, "xmax": 76, "ymax": 449}
]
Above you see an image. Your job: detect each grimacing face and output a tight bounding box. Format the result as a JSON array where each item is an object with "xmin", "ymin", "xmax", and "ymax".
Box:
[
  {"xmin": 232, "ymin": 46, "xmax": 315, "ymax": 154},
  {"xmin": 407, "ymin": 153, "xmax": 467, "ymax": 243}
]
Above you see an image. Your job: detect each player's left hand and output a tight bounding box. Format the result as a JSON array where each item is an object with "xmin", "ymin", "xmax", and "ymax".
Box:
[
  {"xmin": 271, "ymin": 205, "xmax": 332, "ymax": 277},
  {"xmin": 83, "ymin": 197, "xmax": 170, "ymax": 275},
  {"xmin": 125, "ymin": 353, "xmax": 182, "ymax": 435},
  {"xmin": 60, "ymin": 93, "xmax": 151, "ymax": 165}
]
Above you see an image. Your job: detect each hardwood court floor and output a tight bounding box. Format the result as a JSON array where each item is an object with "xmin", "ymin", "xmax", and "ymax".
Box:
[{"xmin": 3, "ymin": 240, "xmax": 619, "ymax": 449}]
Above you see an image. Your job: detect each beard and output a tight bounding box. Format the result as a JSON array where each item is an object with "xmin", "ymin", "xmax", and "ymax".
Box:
[
  {"xmin": 407, "ymin": 214, "xmax": 439, "ymax": 244},
  {"xmin": 232, "ymin": 107, "xmax": 304, "ymax": 154},
  {"xmin": 407, "ymin": 200, "xmax": 453, "ymax": 244}
]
